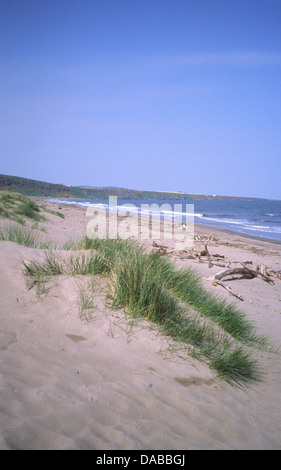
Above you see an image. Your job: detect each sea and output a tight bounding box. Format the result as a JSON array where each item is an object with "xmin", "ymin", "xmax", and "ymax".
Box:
[{"xmin": 47, "ymin": 197, "xmax": 281, "ymax": 243}]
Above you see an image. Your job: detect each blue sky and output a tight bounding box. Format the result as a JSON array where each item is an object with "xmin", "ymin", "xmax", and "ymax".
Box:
[{"xmin": 1, "ymin": 0, "xmax": 281, "ymax": 199}]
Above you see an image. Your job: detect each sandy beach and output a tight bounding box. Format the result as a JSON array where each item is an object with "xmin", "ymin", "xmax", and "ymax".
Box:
[{"xmin": 0, "ymin": 200, "xmax": 281, "ymax": 450}]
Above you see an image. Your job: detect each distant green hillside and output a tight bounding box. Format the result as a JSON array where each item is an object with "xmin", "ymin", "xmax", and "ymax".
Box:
[{"xmin": 0, "ymin": 174, "xmax": 259, "ymax": 200}]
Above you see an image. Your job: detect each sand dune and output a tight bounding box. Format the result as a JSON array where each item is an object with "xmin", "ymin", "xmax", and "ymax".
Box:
[{"xmin": 0, "ymin": 202, "xmax": 281, "ymax": 450}]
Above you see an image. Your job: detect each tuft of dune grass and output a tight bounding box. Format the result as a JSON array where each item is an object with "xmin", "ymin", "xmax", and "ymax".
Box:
[
  {"xmin": 0, "ymin": 191, "xmax": 45, "ymax": 224},
  {"xmin": 0, "ymin": 190, "xmax": 64, "ymax": 226},
  {"xmin": 0, "ymin": 225, "xmax": 53, "ymax": 249},
  {"xmin": 21, "ymin": 236, "xmax": 277, "ymax": 387}
]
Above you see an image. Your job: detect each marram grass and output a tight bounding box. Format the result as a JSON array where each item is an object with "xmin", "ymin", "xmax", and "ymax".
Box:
[
  {"xmin": 77, "ymin": 279, "xmax": 97, "ymax": 323},
  {"xmin": 0, "ymin": 191, "xmax": 45, "ymax": 224},
  {"xmin": 210, "ymin": 346, "xmax": 263, "ymax": 385},
  {"xmin": 0, "ymin": 190, "xmax": 64, "ymax": 226},
  {"xmin": 167, "ymin": 267, "xmax": 271, "ymax": 349},
  {"xmin": 22, "ymin": 236, "xmax": 277, "ymax": 387},
  {"xmin": 0, "ymin": 225, "xmax": 53, "ymax": 249}
]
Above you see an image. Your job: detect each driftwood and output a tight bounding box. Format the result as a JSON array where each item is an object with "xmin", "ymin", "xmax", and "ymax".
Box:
[
  {"xmin": 177, "ymin": 234, "xmax": 233, "ymax": 268},
  {"xmin": 204, "ymin": 240, "xmax": 212, "ymax": 268},
  {"xmin": 204, "ymin": 263, "xmax": 276, "ymax": 301},
  {"xmin": 177, "ymin": 247, "xmax": 230, "ymax": 268},
  {"xmin": 208, "ymin": 266, "xmax": 255, "ymax": 281},
  {"xmin": 177, "ymin": 236, "xmax": 281, "ymax": 281},
  {"xmin": 151, "ymin": 238, "xmax": 280, "ymax": 302},
  {"xmin": 209, "ymin": 279, "xmax": 244, "ymax": 301},
  {"xmin": 207, "ymin": 264, "xmax": 275, "ymax": 285},
  {"xmin": 240, "ymin": 263, "xmax": 275, "ymax": 284},
  {"xmin": 152, "ymin": 241, "xmax": 174, "ymax": 255},
  {"xmin": 256, "ymin": 264, "xmax": 281, "ymax": 281}
]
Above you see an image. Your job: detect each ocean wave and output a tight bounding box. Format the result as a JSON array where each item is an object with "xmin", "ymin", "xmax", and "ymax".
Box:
[
  {"xmin": 47, "ymin": 199, "xmax": 109, "ymax": 209},
  {"xmin": 118, "ymin": 206, "xmax": 204, "ymax": 218},
  {"xmin": 264, "ymin": 213, "xmax": 281, "ymax": 217},
  {"xmin": 200, "ymin": 216, "xmax": 249, "ymax": 226},
  {"xmin": 198, "ymin": 216, "xmax": 281, "ymax": 234},
  {"xmin": 80, "ymin": 203, "xmax": 108, "ymax": 208},
  {"xmin": 241, "ymin": 225, "xmax": 281, "ymax": 234},
  {"xmin": 195, "ymin": 213, "xmax": 281, "ymax": 233}
]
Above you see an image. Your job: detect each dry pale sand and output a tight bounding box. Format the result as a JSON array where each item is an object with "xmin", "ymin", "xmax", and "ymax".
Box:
[{"xmin": 0, "ymin": 201, "xmax": 281, "ymax": 450}]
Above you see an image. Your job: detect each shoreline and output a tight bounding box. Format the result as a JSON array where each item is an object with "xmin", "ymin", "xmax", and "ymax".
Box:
[
  {"xmin": 1, "ymin": 200, "xmax": 281, "ymax": 449},
  {"xmin": 195, "ymin": 222, "xmax": 281, "ymax": 245},
  {"xmin": 40, "ymin": 198, "xmax": 281, "ymax": 246}
]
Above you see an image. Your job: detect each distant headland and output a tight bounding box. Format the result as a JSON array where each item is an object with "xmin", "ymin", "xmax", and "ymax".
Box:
[{"xmin": 0, "ymin": 174, "xmax": 265, "ymax": 201}]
